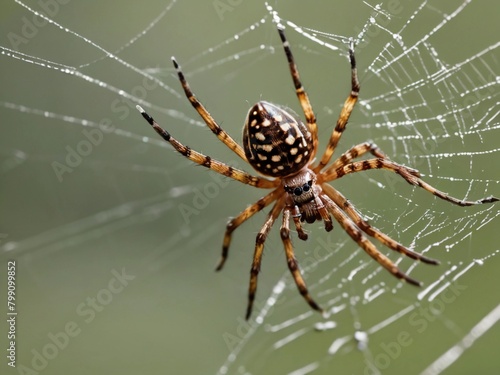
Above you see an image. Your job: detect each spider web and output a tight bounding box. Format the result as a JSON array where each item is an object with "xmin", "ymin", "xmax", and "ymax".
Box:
[{"xmin": 0, "ymin": 1, "xmax": 499, "ymax": 375}]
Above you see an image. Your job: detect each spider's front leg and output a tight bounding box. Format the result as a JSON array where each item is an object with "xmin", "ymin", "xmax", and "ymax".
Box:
[
  {"xmin": 216, "ymin": 188, "xmax": 281, "ymax": 271},
  {"xmin": 246, "ymin": 199, "xmax": 285, "ymax": 320},
  {"xmin": 313, "ymin": 41, "xmax": 360, "ymax": 173},
  {"xmin": 171, "ymin": 57, "xmax": 247, "ymax": 162},
  {"xmin": 136, "ymin": 106, "xmax": 277, "ymax": 189},
  {"xmin": 281, "ymin": 208, "xmax": 323, "ymax": 315},
  {"xmin": 290, "ymin": 204, "xmax": 308, "ymax": 241},
  {"xmin": 277, "ymin": 27, "xmax": 319, "ymax": 159}
]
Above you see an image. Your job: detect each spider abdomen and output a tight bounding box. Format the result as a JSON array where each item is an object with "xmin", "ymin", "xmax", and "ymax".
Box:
[{"xmin": 243, "ymin": 101, "xmax": 314, "ymax": 177}]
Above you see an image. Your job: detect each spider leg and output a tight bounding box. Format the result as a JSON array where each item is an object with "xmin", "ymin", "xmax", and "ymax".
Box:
[
  {"xmin": 314, "ymin": 195, "xmax": 334, "ymax": 232},
  {"xmin": 320, "ymin": 157, "xmax": 419, "ymax": 183},
  {"xmin": 321, "ymin": 193, "xmax": 423, "ymax": 286},
  {"xmin": 137, "ymin": 106, "xmax": 278, "ymax": 189},
  {"xmin": 277, "ymin": 27, "xmax": 319, "ymax": 159},
  {"xmin": 290, "ymin": 204, "xmax": 308, "ymax": 240},
  {"xmin": 171, "ymin": 57, "xmax": 247, "ymax": 162},
  {"xmin": 286, "ymin": 195, "xmax": 332, "ymax": 235},
  {"xmin": 313, "ymin": 42, "xmax": 360, "ymax": 173},
  {"xmin": 216, "ymin": 188, "xmax": 282, "ymax": 271},
  {"xmin": 281, "ymin": 208, "xmax": 323, "ymax": 314},
  {"xmin": 320, "ymin": 157, "xmax": 499, "ymax": 207},
  {"xmin": 327, "ymin": 141, "xmax": 386, "ymax": 171},
  {"xmin": 246, "ymin": 198, "xmax": 285, "ymax": 320},
  {"xmin": 321, "ymin": 183, "xmax": 438, "ymax": 264}
]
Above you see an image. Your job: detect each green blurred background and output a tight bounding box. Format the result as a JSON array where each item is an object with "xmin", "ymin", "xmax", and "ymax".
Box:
[{"xmin": 1, "ymin": 1, "xmax": 499, "ymax": 374}]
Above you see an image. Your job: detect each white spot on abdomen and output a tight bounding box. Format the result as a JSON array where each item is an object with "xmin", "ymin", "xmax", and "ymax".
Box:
[{"xmin": 255, "ymin": 132, "xmax": 266, "ymax": 141}]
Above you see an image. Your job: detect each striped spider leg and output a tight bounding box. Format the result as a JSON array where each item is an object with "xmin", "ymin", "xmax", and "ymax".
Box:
[
  {"xmin": 277, "ymin": 27, "xmax": 319, "ymax": 160},
  {"xmin": 136, "ymin": 106, "xmax": 277, "ymax": 189},
  {"xmin": 314, "ymin": 147, "xmax": 498, "ymax": 286},
  {"xmin": 309, "ymin": 40, "xmax": 498, "ymax": 286},
  {"xmin": 138, "ymin": 24, "xmax": 498, "ymax": 320}
]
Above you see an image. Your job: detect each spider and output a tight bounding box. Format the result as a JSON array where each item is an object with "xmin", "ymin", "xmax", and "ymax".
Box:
[{"xmin": 137, "ymin": 26, "xmax": 498, "ymax": 320}]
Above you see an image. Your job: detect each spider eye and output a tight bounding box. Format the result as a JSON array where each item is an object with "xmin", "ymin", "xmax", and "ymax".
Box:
[
  {"xmin": 293, "ymin": 187, "xmax": 303, "ymax": 196},
  {"xmin": 302, "ymin": 180, "xmax": 313, "ymax": 192}
]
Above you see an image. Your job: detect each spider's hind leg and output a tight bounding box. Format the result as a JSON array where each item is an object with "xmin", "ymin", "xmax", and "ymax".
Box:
[
  {"xmin": 171, "ymin": 57, "xmax": 248, "ymax": 162},
  {"xmin": 321, "ymin": 192, "xmax": 424, "ymax": 287},
  {"xmin": 322, "ymin": 183, "xmax": 439, "ymax": 265}
]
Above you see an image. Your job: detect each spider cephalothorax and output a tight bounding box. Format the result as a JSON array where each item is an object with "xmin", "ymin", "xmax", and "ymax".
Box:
[
  {"xmin": 137, "ymin": 26, "xmax": 498, "ymax": 319},
  {"xmin": 283, "ymin": 169, "xmax": 330, "ymax": 227}
]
